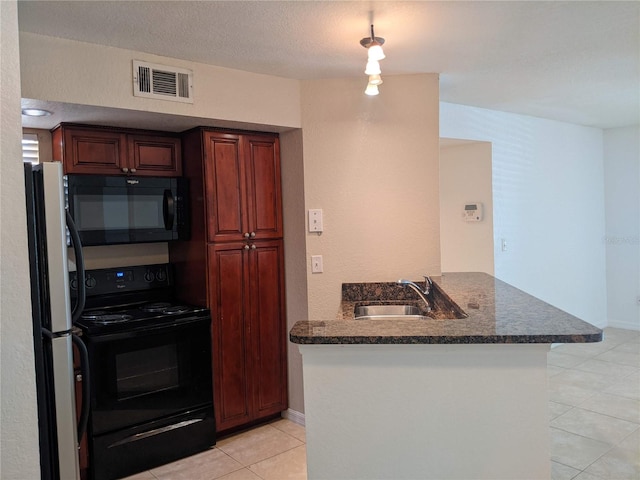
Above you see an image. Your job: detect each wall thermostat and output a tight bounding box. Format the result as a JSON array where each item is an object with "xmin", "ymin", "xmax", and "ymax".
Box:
[{"xmin": 463, "ymin": 203, "xmax": 483, "ymax": 222}]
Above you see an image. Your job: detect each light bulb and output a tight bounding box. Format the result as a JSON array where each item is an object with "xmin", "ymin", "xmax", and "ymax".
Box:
[
  {"xmin": 368, "ymin": 74, "xmax": 383, "ymax": 86},
  {"xmin": 364, "ymin": 82, "xmax": 379, "ymax": 96},
  {"xmin": 364, "ymin": 59, "xmax": 381, "ymax": 75},
  {"xmin": 21, "ymin": 108, "xmax": 52, "ymax": 117},
  {"xmin": 367, "ymin": 44, "xmax": 385, "ymax": 61}
]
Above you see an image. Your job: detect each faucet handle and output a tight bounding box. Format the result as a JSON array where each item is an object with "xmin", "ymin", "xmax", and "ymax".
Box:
[{"xmin": 422, "ymin": 275, "xmax": 433, "ymax": 294}]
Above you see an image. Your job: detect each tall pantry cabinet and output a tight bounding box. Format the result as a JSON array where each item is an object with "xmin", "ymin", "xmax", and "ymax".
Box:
[{"xmin": 169, "ymin": 128, "xmax": 288, "ymax": 433}]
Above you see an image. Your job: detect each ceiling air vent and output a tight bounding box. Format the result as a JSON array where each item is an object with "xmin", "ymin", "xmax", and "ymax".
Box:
[{"xmin": 133, "ymin": 60, "xmax": 193, "ymax": 103}]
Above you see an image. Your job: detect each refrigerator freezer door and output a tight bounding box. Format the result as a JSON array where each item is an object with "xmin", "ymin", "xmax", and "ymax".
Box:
[{"xmin": 42, "ymin": 162, "xmax": 73, "ymax": 334}]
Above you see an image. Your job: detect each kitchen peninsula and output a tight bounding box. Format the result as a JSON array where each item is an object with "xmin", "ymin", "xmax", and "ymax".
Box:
[{"xmin": 290, "ymin": 273, "xmax": 602, "ymax": 480}]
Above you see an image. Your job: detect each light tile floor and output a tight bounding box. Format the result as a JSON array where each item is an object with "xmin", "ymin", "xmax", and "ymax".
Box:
[
  {"xmin": 125, "ymin": 327, "xmax": 639, "ymax": 480},
  {"xmin": 549, "ymin": 327, "xmax": 639, "ymax": 480}
]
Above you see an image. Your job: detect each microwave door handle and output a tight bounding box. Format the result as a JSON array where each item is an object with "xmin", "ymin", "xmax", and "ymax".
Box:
[{"xmin": 163, "ymin": 189, "xmax": 175, "ymax": 230}]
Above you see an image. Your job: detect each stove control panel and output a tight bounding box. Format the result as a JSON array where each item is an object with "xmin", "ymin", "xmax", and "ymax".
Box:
[{"xmin": 70, "ymin": 264, "xmax": 173, "ymax": 297}]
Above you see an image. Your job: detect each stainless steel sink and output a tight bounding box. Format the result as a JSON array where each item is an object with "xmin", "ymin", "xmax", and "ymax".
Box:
[{"xmin": 354, "ymin": 305, "xmax": 425, "ymax": 319}]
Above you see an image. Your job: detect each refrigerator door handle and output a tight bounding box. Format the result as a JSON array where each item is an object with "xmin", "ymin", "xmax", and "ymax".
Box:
[{"xmin": 71, "ymin": 333, "xmax": 90, "ymax": 443}]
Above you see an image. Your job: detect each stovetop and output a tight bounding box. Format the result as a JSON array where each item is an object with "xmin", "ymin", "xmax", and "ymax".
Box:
[
  {"xmin": 74, "ymin": 301, "xmax": 210, "ymax": 335},
  {"xmin": 70, "ymin": 264, "xmax": 210, "ymax": 335}
]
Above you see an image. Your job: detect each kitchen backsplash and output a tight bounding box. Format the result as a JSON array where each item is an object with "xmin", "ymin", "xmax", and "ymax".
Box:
[{"xmin": 67, "ymin": 243, "xmax": 168, "ymax": 271}]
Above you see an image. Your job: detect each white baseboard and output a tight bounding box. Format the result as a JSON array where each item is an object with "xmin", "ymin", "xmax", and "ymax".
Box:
[
  {"xmin": 607, "ymin": 318, "xmax": 640, "ymax": 331},
  {"xmin": 281, "ymin": 408, "xmax": 305, "ymax": 426}
]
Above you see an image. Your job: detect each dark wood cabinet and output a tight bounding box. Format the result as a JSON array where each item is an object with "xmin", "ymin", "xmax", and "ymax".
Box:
[
  {"xmin": 170, "ymin": 127, "xmax": 287, "ymax": 435},
  {"xmin": 203, "ymin": 131, "xmax": 282, "ymax": 242},
  {"xmin": 52, "ymin": 124, "xmax": 182, "ymax": 176},
  {"xmin": 128, "ymin": 134, "xmax": 182, "ymax": 175},
  {"xmin": 208, "ymin": 240, "xmax": 287, "ymax": 432}
]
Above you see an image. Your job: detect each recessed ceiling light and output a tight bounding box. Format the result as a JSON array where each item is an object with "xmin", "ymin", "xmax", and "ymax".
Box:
[{"xmin": 22, "ymin": 108, "xmax": 53, "ymax": 117}]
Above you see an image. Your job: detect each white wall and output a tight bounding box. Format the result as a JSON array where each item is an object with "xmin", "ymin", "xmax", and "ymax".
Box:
[
  {"xmin": 604, "ymin": 126, "xmax": 640, "ymax": 330},
  {"xmin": 441, "ymin": 102, "xmax": 606, "ymax": 328},
  {"xmin": 0, "ymin": 1, "xmax": 42, "ymax": 477},
  {"xmin": 300, "ymin": 344, "xmax": 551, "ymax": 479},
  {"xmin": 301, "ymin": 74, "xmax": 441, "ymax": 322},
  {"xmin": 440, "ymin": 140, "xmax": 494, "ymax": 274}
]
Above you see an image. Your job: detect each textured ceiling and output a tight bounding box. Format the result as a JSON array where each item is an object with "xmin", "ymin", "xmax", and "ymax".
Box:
[{"xmin": 17, "ymin": 0, "xmax": 640, "ymax": 130}]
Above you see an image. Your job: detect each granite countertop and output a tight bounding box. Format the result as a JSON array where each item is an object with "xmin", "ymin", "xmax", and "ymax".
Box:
[{"xmin": 289, "ymin": 272, "xmax": 603, "ymax": 345}]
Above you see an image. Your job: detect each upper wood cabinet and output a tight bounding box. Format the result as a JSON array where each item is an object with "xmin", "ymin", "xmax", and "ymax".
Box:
[
  {"xmin": 51, "ymin": 124, "xmax": 182, "ymax": 176},
  {"xmin": 203, "ymin": 131, "xmax": 282, "ymax": 242}
]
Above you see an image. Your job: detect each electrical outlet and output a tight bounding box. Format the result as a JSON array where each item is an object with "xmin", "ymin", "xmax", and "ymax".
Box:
[
  {"xmin": 311, "ymin": 255, "xmax": 323, "ymax": 273},
  {"xmin": 501, "ymin": 238, "xmax": 508, "ymax": 252}
]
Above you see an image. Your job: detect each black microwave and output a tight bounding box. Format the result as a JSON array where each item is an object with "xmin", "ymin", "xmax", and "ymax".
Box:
[{"xmin": 65, "ymin": 174, "xmax": 189, "ymax": 246}]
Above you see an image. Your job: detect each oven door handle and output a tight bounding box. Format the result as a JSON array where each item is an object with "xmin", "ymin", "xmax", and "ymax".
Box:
[
  {"xmin": 107, "ymin": 417, "xmax": 206, "ymax": 448},
  {"xmin": 162, "ymin": 189, "xmax": 175, "ymax": 231}
]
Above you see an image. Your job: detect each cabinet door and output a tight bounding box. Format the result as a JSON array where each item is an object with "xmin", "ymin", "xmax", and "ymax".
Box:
[
  {"xmin": 244, "ymin": 135, "xmax": 283, "ymax": 239},
  {"xmin": 247, "ymin": 240, "xmax": 288, "ymax": 417},
  {"xmin": 204, "ymin": 132, "xmax": 248, "ymax": 242},
  {"xmin": 128, "ymin": 134, "xmax": 182, "ymax": 176},
  {"xmin": 208, "ymin": 243, "xmax": 253, "ymax": 432},
  {"xmin": 56, "ymin": 127, "xmax": 128, "ymax": 175}
]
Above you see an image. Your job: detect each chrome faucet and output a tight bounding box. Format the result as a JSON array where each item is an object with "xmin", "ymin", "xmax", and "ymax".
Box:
[{"xmin": 397, "ymin": 276, "xmax": 433, "ymax": 309}]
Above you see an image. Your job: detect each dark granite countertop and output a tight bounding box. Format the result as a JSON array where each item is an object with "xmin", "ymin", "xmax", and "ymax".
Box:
[{"xmin": 289, "ymin": 272, "xmax": 603, "ymax": 345}]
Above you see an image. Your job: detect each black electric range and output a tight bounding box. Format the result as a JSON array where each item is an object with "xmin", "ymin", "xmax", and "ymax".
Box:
[
  {"xmin": 70, "ymin": 263, "xmax": 215, "ymax": 480},
  {"xmin": 71, "ymin": 263, "xmax": 210, "ymax": 335}
]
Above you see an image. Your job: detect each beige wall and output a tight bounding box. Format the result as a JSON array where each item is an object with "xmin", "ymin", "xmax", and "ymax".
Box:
[
  {"xmin": 19, "ymin": 32, "xmax": 301, "ymax": 129},
  {"xmin": 440, "ymin": 141, "xmax": 494, "ymax": 274},
  {"xmin": 301, "ymin": 74, "xmax": 441, "ymax": 321},
  {"xmin": 280, "ymin": 129, "xmax": 308, "ymax": 414},
  {"xmin": 1, "ymin": 2, "xmax": 42, "ymax": 477}
]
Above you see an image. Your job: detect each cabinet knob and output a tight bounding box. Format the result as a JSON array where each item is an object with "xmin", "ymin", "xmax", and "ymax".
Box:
[
  {"xmin": 244, "ymin": 245, "xmax": 250, "ymax": 250},
  {"xmin": 244, "ymin": 232, "xmax": 250, "ymax": 238},
  {"xmin": 122, "ymin": 167, "xmax": 129, "ymax": 173},
  {"xmin": 130, "ymin": 168, "xmax": 136, "ymax": 173},
  {"xmin": 250, "ymin": 244, "xmax": 257, "ymax": 250},
  {"xmin": 76, "ymin": 374, "xmax": 83, "ymax": 382},
  {"xmin": 250, "ymin": 232, "xmax": 256, "ymax": 238}
]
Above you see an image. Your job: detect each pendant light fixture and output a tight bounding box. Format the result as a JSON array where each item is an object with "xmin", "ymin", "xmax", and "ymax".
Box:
[{"xmin": 360, "ymin": 25, "xmax": 386, "ymax": 96}]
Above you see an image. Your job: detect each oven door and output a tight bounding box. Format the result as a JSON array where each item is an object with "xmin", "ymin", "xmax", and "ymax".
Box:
[{"xmin": 85, "ymin": 316, "xmax": 212, "ymax": 435}]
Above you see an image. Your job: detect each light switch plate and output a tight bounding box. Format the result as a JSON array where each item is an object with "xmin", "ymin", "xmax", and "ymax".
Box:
[
  {"xmin": 311, "ymin": 255, "xmax": 323, "ymax": 273},
  {"xmin": 308, "ymin": 209, "xmax": 323, "ymax": 233}
]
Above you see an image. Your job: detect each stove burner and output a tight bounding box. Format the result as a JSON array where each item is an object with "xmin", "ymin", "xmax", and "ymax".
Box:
[
  {"xmin": 139, "ymin": 303, "xmax": 192, "ymax": 315},
  {"xmin": 162, "ymin": 305, "xmax": 191, "ymax": 315},
  {"xmin": 140, "ymin": 302, "xmax": 172, "ymax": 313},
  {"xmin": 87, "ymin": 314, "xmax": 134, "ymax": 325},
  {"xmin": 81, "ymin": 310, "xmax": 108, "ymax": 320}
]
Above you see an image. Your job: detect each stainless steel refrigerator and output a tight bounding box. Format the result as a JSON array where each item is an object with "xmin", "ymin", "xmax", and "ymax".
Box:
[{"xmin": 24, "ymin": 161, "xmax": 88, "ymax": 480}]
